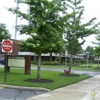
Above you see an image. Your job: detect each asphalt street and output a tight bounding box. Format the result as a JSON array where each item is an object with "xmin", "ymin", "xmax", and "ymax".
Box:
[
  {"xmin": 0, "ymin": 86, "xmax": 48, "ymax": 100},
  {"xmin": 31, "ymin": 67, "xmax": 100, "ymax": 76}
]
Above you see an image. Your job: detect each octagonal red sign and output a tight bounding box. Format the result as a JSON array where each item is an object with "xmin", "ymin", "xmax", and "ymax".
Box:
[{"xmin": 2, "ymin": 40, "xmax": 13, "ymax": 53}]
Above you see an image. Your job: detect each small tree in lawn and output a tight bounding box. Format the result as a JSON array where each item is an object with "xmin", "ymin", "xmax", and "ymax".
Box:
[
  {"xmin": 92, "ymin": 34, "xmax": 100, "ymax": 69},
  {"xmin": 93, "ymin": 46, "xmax": 100, "ymax": 69},
  {"xmin": 64, "ymin": 0, "xmax": 100, "ymax": 74},
  {"xmin": 8, "ymin": 0, "xmax": 67, "ymax": 80},
  {"xmin": 85, "ymin": 46, "xmax": 94, "ymax": 55},
  {"xmin": 70, "ymin": 39, "xmax": 84, "ymax": 64}
]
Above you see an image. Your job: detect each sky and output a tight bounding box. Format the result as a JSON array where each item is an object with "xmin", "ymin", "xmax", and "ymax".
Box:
[{"xmin": 0, "ymin": 0, "xmax": 100, "ymax": 50}]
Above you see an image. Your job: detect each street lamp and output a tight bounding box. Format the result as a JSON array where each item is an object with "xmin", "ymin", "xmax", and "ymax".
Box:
[
  {"xmin": 14, "ymin": 0, "xmax": 20, "ymax": 39},
  {"xmin": 86, "ymin": 52, "xmax": 90, "ymax": 69}
]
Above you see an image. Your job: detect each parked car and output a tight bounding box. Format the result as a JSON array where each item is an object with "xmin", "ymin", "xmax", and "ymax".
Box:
[{"xmin": 0, "ymin": 58, "xmax": 5, "ymax": 64}]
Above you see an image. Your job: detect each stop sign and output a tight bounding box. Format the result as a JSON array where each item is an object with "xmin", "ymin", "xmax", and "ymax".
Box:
[{"xmin": 2, "ymin": 40, "xmax": 13, "ymax": 53}]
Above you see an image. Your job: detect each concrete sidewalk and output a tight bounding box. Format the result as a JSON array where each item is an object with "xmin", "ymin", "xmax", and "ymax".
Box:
[{"xmin": 27, "ymin": 75, "xmax": 100, "ymax": 100}]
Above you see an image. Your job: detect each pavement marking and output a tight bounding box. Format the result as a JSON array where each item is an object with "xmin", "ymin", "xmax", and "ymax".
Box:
[{"xmin": 0, "ymin": 86, "xmax": 3, "ymax": 89}]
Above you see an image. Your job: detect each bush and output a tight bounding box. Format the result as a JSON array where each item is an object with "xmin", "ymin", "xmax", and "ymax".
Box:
[
  {"xmin": 94, "ymin": 60, "xmax": 100, "ymax": 63},
  {"xmin": 74, "ymin": 60, "xmax": 80, "ymax": 63},
  {"xmin": 79, "ymin": 59, "xmax": 86, "ymax": 64},
  {"xmin": 55, "ymin": 57, "xmax": 62, "ymax": 64},
  {"xmin": 31, "ymin": 60, "xmax": 37, "ymax": 64},
  {"xmin": 55, "ymin": 57, "xmax": 62, "ymax": 61},
  {"xmin": 51, "ymin": 61, "xmax": 58, "ymax": 65},
  {"xmin": 42, "ymin": 61, "xmax": 58, "ymax": 65},
  {"xmin": 42, "ymin": 61, "xmax": 51, "ymax": 65}
]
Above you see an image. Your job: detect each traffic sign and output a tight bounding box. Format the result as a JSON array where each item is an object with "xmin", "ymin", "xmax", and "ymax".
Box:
[{"xmin": 2, "ymin": 40, "xmax": 13, "ymax": 53}]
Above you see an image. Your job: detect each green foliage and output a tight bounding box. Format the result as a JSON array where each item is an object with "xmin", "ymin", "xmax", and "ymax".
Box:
[
  {"xmin": 51, "ymin": 61, "xmax": 58, "ymax": 65},
  {"xmin": 65, "ymin": 0, "xmax": 99, "ymax": 54},
  {"xmin": 94, "ymin": 60, "xmax": 99, "ymax": 64},
  {"xmin": 8, "ymin": 0, "xmax": 66, "ymax": 56},
  {"xmin": 92, "ymin": 34, "xmax": 100, "ymax": 46},
  {"xmin": 79, "ymin": 59, "xmax": 86, "ymax": 64},
  {"xmin": 42, "ymin": 61, "xmax": 58, "ymax": 65},
  {"xmin": 0, "ymin": 24, "xmax": 11, "ymax": 42},
  {"xmin": 8, "ymin": 0, "xmax": 68, "ymax": 80},
  {"xmin": 31, "ymin": 60, "xmax": 36, "ymax": 64},
  {"xmin": 63, "ymin": 0, "xmax": 100, "ymax": 73},
  {"xmin": 85, "ymin": 46, "xmax": 94, "ymax": 55},
  {"xmin": 74, "ymin": 59, "xmax": 80, "ymax": 63},
  {"xmin": 67, "ymin": 59, "xmax": 70, "ymax": 63},
  {"xmin": 93, "ymin": 46, "xmax": 100, "ymax": 57},
  {"xmin": 42, "ymin": 61, "xmax": 51, "ymax": 65},
  {"xmin": 55, "ymin": 57, "xmax": 62, "ymax": 61}
]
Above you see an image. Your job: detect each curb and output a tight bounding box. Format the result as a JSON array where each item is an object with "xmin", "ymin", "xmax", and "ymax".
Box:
[{"xmin": 0, "ymin": 84, "xmax": 51, "ymax": 92}]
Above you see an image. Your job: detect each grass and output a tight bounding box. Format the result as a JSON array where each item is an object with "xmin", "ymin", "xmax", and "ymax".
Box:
[{"xmin": 0, "ymin": 68, "xmax": 91, "ymax": 90}]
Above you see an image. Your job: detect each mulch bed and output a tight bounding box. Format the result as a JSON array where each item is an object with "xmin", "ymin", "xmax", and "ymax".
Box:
[
  {"xmin": 60, "ymin": 73, "xmax": 80, "ymax": 77},
  {"xmin": 25, "ymin": 79, "xmax": 53, "ymax": 83}
]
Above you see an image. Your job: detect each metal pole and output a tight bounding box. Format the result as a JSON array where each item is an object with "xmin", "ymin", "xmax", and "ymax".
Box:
[
  {"xmin": 15, "ymin": 14, "xmax": 17, "ymax": 39},
  {"xmin": 65, "ymin": 51, "xmax": 67, "ymax": 68},
  {"xmin": 14, "ymin": 0, "xmax": 19, "ymax": 39},
  {"xmin": 4, "ymin": 53, "xmax": 7, "ymax": 83},
  {"xmin": 87, "ymin": 54, "xmax": 89, "ymax": 69}
]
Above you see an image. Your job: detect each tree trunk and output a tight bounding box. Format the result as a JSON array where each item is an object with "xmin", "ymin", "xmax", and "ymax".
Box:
[
  {"xmin": 97, "ymin": 57, "xmax": 99, "ymax": 70},
  {"xmin": 37, "ymin": 55, "xmax": 41, "ymax": 80},
  {"xmin": 49, "ymin": 53, "xmax": 52, "ymax": 63},
  {"xmin": 73, "ymin": 55, "xmax": 75, "ymax": 65},
  {"xmin": 59, "ymin": 52, "xmax": 62, "ymax": 65},
  {"xmin": 69, "ymin": 54, "xmax": 73, "ymax": 73}
]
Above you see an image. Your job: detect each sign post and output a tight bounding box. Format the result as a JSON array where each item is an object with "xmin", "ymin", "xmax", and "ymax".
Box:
[{"xmin": 1, "ymin": 40, "xmax": 13, "ymax": 83}]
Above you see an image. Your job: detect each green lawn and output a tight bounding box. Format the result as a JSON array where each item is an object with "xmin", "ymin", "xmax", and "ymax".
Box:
[{"xmin": 0, "ymin": 68, "xmax": 90, "ymax": 90}]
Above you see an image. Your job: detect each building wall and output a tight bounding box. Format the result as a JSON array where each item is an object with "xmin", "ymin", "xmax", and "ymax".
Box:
[{"xmin": 10, "ymin": 39, "xmax": 20, "ymax": 55}]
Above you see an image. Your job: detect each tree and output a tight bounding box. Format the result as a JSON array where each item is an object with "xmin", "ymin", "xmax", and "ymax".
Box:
[
  {"xmin": 93, "ymin": 46, "xmax": 100, "ymax": 69},
  {"xmin": 85, "ymin": 46, "xmax": 94, "ymax": 55},
  {"xmin": 8, "ymin": 0, "xmax": 67, "ymax": 80},
  {"xmin": 92, "ymin": 34, "xmax": 100, "ymax": 69},
  {"xmin": 64, "ymin": 0, "xmax": 100, "ymax": 73},
  {"xmin": 92, "ymin": 34, "xmax": 100, "ymax": 46},
  {"xmin": 0, "ymin": 24, "xmax": 11, "ymax": 42}
]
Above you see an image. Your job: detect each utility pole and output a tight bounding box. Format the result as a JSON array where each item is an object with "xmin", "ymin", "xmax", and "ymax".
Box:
[
  {"xmin": 14, "ymin": 0, "xmax": 20, "ymax": 39},
  {"xmin": 86, "ymin": 52, "xmax": 90, "ymax": 69}
]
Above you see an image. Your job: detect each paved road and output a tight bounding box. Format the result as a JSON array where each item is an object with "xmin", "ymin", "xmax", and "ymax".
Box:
[
  {"xmin": 0, "ymin": 86, "xmax": 48, "ymax": 100},
  {"xmin": 31, "ymin": 67, "xmax": 100, "ymax": 76}
]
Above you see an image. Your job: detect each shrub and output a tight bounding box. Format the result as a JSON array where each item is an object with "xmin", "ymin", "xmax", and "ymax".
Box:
[
  {"xmin": 51, "ymin": 61, "xmax": 58, "ymax": 65},
  {"xmin": 79, "ymin": 59, "xmax": 86, "ymax": 64},
  {"xmin": 42, "ymin": 61, "xmax": 51, "ymax": 65},
  {"xmin": 31, "ymin": 60, "xmax": 37, "ymax": 64},
  {"xmin": 55, "ymin": 57, "xmax": 62, "ymax": 61}
]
